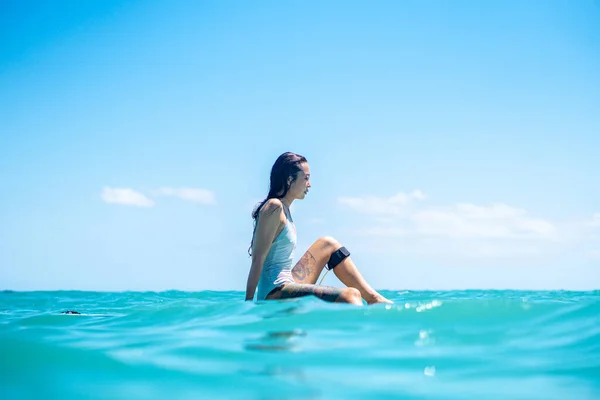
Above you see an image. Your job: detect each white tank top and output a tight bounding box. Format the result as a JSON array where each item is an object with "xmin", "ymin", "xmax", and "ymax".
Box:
[{"xmin": 255, "ymin": 206, "xmax": 297, "ymax": 300}]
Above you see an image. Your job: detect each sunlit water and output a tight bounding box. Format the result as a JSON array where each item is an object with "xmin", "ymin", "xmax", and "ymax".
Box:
[{"xmin": 1, "ymin": 290, "xmax": 599, "ymax": 399}]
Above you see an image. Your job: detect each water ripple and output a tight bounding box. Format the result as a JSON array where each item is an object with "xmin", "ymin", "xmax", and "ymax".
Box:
[{"xmin": 1, "ymin": 290, "xmax": 598, "ymax": 400}]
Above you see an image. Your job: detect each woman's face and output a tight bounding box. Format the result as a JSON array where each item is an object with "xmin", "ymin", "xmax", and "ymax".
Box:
[{"xmin": 288, "ymin": 162, "xmax": 311, "ymax": 200}]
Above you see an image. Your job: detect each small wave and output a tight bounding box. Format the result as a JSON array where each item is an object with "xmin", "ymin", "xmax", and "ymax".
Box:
[{"xmin": 1, "ymin": 290, "xmax": 598, "ymax": 400}]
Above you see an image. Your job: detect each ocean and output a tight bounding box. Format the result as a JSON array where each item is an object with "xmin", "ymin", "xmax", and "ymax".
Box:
[{"xmin": 1, "ymin": 290, "xmax": 598, "ymax": 399}]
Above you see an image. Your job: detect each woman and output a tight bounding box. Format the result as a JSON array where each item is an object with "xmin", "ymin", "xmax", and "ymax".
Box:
[{"xmin": 245, "ymin": 152, "xmax": 392, "ymax": 305}]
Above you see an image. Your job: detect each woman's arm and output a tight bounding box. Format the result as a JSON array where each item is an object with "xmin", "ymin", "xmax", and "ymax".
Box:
[{"xmin": 245, "ymin": 199, "xmax": 284, "ymax": 301}]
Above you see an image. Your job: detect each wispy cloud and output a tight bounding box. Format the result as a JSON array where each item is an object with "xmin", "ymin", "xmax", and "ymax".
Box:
[
  {"xmin": 101, "ymin": 186, "xmax": 217, "ymax": 207},
  {"xmin": 156, "ymin": 187, "xmax": 216, "ymax": 205},
  {"xmin": 337, "ymin": 190, "xmax": 426, "ymax": 215},
  {"xmin": 411, "ymin": 203, "xmax": 556, "ymax": 239},
  {"xmin": 338, "ymin": 190, "xmax": 564, "ymax": 258},
  {"xmin": 339, "ymin": 190, "xmax": 555, "ymax": 240},
  {"xmin": 101, "ymin": 187, "xmax": 155, "ymax": 208}
]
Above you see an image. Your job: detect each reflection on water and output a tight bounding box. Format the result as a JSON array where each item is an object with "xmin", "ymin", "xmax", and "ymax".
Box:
[
  {"xmin": 245, "ymin": 329, "xmax": 307, "ymax": 352},
  {"xmin": 261, "ymin": 305, "xmax": 303, "ymax": 319}
]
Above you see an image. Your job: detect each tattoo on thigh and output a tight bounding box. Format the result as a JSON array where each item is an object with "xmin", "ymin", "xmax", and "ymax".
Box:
[
  {"xmin": 274, "ymin": 284, "xmax": 308, "ymax": 300},
  {"xmin": 313, "ymin": 286, "xmax": 343, "ymax": 302},
  {"xmin": 292, "ymin": 251, "xmax": 316, "ymax": 281},
  {"xmin": 276, "ymin": 284, "xmax": 343, "ymax": 303}
]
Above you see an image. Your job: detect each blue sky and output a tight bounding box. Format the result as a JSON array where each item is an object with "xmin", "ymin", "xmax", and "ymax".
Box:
[{"xmin": 1, "ymin": 0, "xmax": 599, "ymax": 291}]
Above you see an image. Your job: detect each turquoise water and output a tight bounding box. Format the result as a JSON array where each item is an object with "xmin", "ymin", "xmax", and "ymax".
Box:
[{"xmin": 1, "ymin": 290, "xmax": 599, "ymax": 399}]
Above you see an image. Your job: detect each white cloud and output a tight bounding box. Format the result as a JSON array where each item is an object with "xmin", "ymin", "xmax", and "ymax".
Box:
[
  {"xmin": 411, "ymin": 189, "xmax": 427, "ymax": 200},
  {"xmin": 411, "ymin": 203, "xmax": 556, "ymax": 239},
  {"xmin": 337, "ymin": 190, "xmax": 426, "ymax": 215},
  {"xmin": 345, "ymin": 233, "xmax": 552, "ymax": 259},
  {"xmin": 339, "ymin": 189, "xmax": 556, "ymax": 240},
  {"xmin": 101, "ymin": 187, "xmax": 155, "ymax": 208},
  {"xmin": 156, "ymin": 187, "xmax": 216, "ymax": 205},
  {"xmin": 338, "ymin": 190, "xmax": 561, "ymax": 258}
]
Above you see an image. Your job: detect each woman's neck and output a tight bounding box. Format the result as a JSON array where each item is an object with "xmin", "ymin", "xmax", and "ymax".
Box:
[{"xmin": 280, "ymin": 195, "xmax": 294, "ymax": 210}]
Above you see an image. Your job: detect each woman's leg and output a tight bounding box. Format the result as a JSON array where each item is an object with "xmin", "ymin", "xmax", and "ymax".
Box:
[
  {"xmin": 288, "ymin": 236, "xmax": 392, "ymax": 304},
  {"xmin": 266, "ymin": 283, "xmax": 363, "ymax": 305}
]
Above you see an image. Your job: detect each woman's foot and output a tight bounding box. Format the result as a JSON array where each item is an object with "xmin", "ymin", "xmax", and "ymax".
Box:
[{"xmin": 364, "ymin": 292, "xmax": 393, "ymax": 305}]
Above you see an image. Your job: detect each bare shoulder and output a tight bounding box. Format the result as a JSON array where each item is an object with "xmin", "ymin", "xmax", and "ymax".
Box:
[{"xmin": 260, "ymin": 198, "xmax": 283, "ymax": 218}]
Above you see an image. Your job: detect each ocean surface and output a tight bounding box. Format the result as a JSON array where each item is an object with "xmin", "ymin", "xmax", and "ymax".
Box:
[{"xmin": 1, "ymin": 290, "xmax": 598, "ymax": 400}]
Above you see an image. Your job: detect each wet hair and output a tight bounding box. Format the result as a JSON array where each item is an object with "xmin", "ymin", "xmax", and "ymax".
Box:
[{"xmin": 248, "ymin": 152, "xmax": 307, "ymax": 256}]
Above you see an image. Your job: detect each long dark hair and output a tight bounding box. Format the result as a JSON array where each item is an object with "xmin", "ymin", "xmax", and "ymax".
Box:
[{"xmin": 248, "ymin": 152, "xmax": 307, "ymax": 256}]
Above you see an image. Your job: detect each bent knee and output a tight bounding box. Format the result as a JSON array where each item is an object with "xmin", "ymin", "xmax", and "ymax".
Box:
[{"xmin": 318, "ymin": 236, "xmax": 340, "ymax": 249}]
